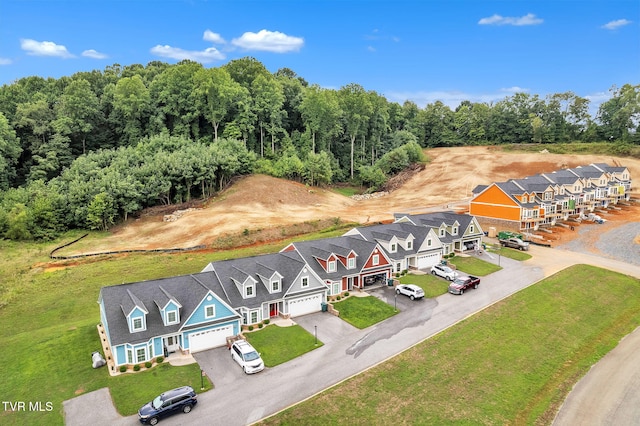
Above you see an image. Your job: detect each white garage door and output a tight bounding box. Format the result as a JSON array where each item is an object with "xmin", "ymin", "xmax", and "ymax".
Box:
[
  {"xmin": 417, "ymin": 253, "xmax": 440, "ymax": 269},
  {"xmin": 288, "ymin": 293, "xmax": 323, "ymax": 317},
  {"xmin": 189, "ymin": 324, "xmax": 234, "ymax": 353}
]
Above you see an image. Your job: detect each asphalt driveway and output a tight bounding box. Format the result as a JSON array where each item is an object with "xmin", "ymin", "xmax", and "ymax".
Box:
[{"xmin": 64, "ymin": 245, "xmax": 640, "ymax": 425}]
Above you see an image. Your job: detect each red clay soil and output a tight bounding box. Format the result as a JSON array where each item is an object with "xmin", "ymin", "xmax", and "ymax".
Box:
[{"xmin": 58, "ymin": 146, "xmax": 640, "ymax": 255}]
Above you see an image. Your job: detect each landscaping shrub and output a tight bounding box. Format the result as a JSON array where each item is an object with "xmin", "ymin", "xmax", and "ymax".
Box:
[
  {"xmin": 133, "ymin": 364, "xmax": 141, "ymax": 371},
  {"xmin": 145, "ymin": 361, "xmax": 152, "ymax": 369},
  {"xmin": 119, "ymin": 365, "xmax": 127, "ymax": 373},
  {"xmin": 156, "ymin": 356, "xmax": 164, "ymax": 363},
  {"xmin": 344, "ymin": 292, "xmax": 349, "ymax": 297},
  {"xmin": 248, "ymin": 325, "xmax": 254, "ymax": 331},
  {"xmin": 258, "ymin": 323, "xmax": 263, "ymax": 329},
  {"xmin": 263, "ymin": 319, "xmax": 270, "ymax": 325}
]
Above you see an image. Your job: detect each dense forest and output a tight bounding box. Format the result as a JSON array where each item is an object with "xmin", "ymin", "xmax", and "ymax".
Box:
[{"xmin": 0, "ymin": 57, "xmax": 638, "ymax": 240}]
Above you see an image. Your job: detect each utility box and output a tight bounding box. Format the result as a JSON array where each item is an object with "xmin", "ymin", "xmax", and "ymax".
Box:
[{"xmin": 488, "ymin": 227, "xmax": 497, "ymax": 238}]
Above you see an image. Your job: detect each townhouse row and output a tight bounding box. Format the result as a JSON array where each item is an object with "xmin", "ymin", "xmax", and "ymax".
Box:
[
  {"xmin": 99, "ymin": 211, "xmax": 484, "ymax": 367},
  {"xmin": 469, "ymin": 163, "xmax": 632, "ymax": 232}
]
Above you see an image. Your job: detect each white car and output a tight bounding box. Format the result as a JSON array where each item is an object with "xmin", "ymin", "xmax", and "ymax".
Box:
[
  {"xmin": 395, "ymin": 284, "xmax": 425, "ymax": 300},
  {"xmin": 430, "ymin": 264, "xmax": 458, "ymax": 281},
  {"xmin": 230, "ymin": 340, "xmax": 264, "ymax": 374}
]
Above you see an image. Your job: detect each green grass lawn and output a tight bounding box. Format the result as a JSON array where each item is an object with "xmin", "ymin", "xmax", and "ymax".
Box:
[
  {"xmin": 260, "ymin": 265, "xmax": 640, "ymax": 425},
  {"xmin": 0, "ymin": 226, "xmax": 350, "ymax": 426},
  {"xmin": 398, "ymin": 273, "xmax": 449, "ymax": 298},
  {"xmin": 246, "ymin": 324, "xmax": 323, "ymax": 367},
  {"xmin": 331, "ymin": 186, "xmax": 364, "ymax": 197},
  {"xmin": 331, "ymin": 296, "xmax": 398, "ymax": 329},
  {"xmin": 449, "ymin": 255, "xmax": 503, "ymax": 276},
  {"xmin": 485, "ymin": 244, "xmax": 533, "ymax": 261}
]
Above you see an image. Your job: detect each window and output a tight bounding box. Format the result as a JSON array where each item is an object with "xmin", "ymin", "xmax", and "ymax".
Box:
[
  {"xmin": 372, "ymin": 254, "xmax": 379, "ymax": 266},
  {"xmin": 348, "ymin": 257, "xmax": 356, "ymax": 269},
  {"xmin": 390, "ymin": 243, "xmax": 397, "ymax": 252},
  {"xmin": 332, "ymin": 283, "xmax": 340, "ymax": 295},
  {"xmin": 328, "ymin": 260, "xmax": 336, "ymax": 272},
  {"xmin": 407, "ymin": 241, "xmax": 412, "ymax": 249},
  {"xmin": 250, "ymin": 311, "xmax": 259, "ymax": 324},
  {"xmin": 205, "ymin": 305, "xmax": 215, "ymax": 319},
  {"xmin": 271, "ymin": 280, "xmax": 280, "ymax": 292},
  {"xmin": 469, "ymin": 225, "xmax": 474, "ymax": 233},
  {"xmin": 136, "ymin": 347, "xmax": 146, "ymax": 363},
  {"xmin": 427, "ymin": 238, "xmax": 432, "ymax": 247},
  {"xmin": 301, "ymin": 276, "xmax": 309, "ymax": 287},
  {"xmin": 439, "ymin": 229, "xmax": 445, "ymax": 237},
  {"xmin": 127, "ymin": 349, "xmax": 133, "ymax": 364},
  {"xmin": 166, "ymin": 310, "xmax": 178, "ymax": 325},
  {"xmin": 132, "ymin": 316, "xmax": 144, "ymax": 332},
  {"xmin": 246, "ymin": 285, "xmax": 254, "ymax": 297},
  {"xmin": 452, "ymin": 226, "xmax": 458, "ymax": 235},
  {"xmin": 148, "ymin": 343, "xmax": 153, "ymax": 359}
]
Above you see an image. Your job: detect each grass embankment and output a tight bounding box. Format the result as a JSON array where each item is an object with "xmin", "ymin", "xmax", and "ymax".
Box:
[
  {"xmin": 261, "ymin": 265, "xmax": 640, "ymax": 425},
  {"xmin": 503, "ymin": 141, "xmax": 640, "ymax": 158},
  {"xmin": 0, "ymin": 224, "xmax": 350, "ymax": 425}
]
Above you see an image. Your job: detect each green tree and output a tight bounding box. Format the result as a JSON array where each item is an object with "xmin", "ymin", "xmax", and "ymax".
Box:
[
  {"xmin": 55, "ymin": 78, "xmax": 101, "ymax": 154},
  {"xmin": 299, "ymin": 85, "xmax": 342, "ymax": 153},
  {"xmin": 338, "ymin": 83, "xmax": 373, "ymax": 179},
  {"xmin": 4, "ymin": 203, "xmax": 31, "ymax": 240},
  {"xmin": 0, "ymin": 112, "xmax": 22, "ymax": 189},
  {"xmin": 193, "ymin": 67, "xmax": 243, "ymax": 141},
  {"xmin": 303, "ymin": 151, "xmax": 333, "ymax": 186},
  {"xmin": 598, "ymin": 84, "xmax": 640, "ymax": 143},
  {"xmin": 252, "ymin": 74, "xmax": 285, "ymax": 156},
  {"xmin": 111, "ymin": 75, "xmax": 151, "ymax": 144},
  {"xmin": 86, "ymin": 192, "xmax": 117, "ymax": 231}
]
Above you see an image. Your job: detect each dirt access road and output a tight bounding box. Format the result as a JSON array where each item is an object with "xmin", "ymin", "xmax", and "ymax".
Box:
[{"xmin": 67, "ymin": 146, "xmax": 640, "ymax": 254}]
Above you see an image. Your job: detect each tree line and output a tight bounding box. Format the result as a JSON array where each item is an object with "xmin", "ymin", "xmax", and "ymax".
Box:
[{"xmin": 0, "ymin": 57, "xmax": 638, "ymax": 240}]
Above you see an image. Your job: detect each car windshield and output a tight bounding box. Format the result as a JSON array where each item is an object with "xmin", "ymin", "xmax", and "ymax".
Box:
[
  {"xmin": 152, "ymin": 395, "xmax": 164, "ymax": 410},
  {"xmin": 243, "ymin": 351, "xmax": 261, "ymax": 362}
]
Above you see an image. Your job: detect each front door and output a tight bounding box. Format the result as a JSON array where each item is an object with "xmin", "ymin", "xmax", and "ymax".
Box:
[
  {"xmin": 164, "ymin": 335, "xmax": 179, "ymax": 354},
  {"xmin": 269, "ymin": 303, "xmax": 278, "ymax": 317}
]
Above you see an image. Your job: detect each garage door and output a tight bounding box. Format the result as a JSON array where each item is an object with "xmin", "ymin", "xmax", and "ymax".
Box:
[
  {"xmin": 417, "ymin": 253, "xmax": 440, "ymax": 269},
  {"xmin": 288, "ymin": 293, "xmax": 323, "ymax": 317},
  {"xmin": 189, "ymin": 324, "xmax": 234, "ymax": 353}
]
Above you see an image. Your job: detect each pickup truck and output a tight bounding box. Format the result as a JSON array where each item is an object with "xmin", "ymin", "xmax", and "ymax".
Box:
[
  {"xmin": 448, "ymin": 275, "xmax": 480, "ymax": 295},
  {"xmin": 499, "ymin": 237, "xmax": 530, "ymax": 251}
]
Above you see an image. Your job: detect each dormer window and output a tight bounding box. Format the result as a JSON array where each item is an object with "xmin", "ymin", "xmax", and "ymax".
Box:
[
  {"xmin": 132, "ymin": 316, "xmax": 145, "ymax": 332},
  {"xmin": 328, "ymin": 260, "xmax": 337, "ymax": 272},
  {"xmin": 205, "ymin": 304, "xmax": 216, "ymax": 318},
  {"xmin": 390, "ymin": 243, "xmax": 397, "ymax": 253},
  {"xmin": 245, "ymin": 285, "xmax": 255, "ymax": 297},
  {"xmin": 348, "ymin": 257, "xmax": 356, "ymax": 269},
  {"xmin": 529, "ymin": 195, "xmax": 535, "ymax": 203},
  {"xmin": 166, "ymin": 310, "xmax": 179, "ymax": 325},
  {"xmin": 271, "ymin": 279, "xmax": 280, "ymax": 292},
  {"xmin": 439, "ymin": 229, "xmax": 445, "ymax": 237},
  {"xmin": 301, "ymin": 276, "xmax": 309, "ymax": 287},
  {"xmin": 452, "ymin": 226, "xmax": 458, "ymax": 235},
  {"xmin": 407, "ymin": 241, "xmax": 412, "ymax": 249}
]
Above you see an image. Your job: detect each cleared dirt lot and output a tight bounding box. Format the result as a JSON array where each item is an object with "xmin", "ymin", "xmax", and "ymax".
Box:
[{"xmin": 63, "ymin": 146, "xmax": 640, "ymax": 254}]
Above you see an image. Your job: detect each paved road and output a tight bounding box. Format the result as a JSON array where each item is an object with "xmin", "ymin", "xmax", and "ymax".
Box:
[{"xmin": 64, "ymin": 245, "xmax": 640, "ymax": 425}]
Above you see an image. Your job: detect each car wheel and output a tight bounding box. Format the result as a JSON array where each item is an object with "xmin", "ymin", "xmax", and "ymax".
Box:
[
  {"xmin": 243, "ymin": 366, "xmax": 248, "ymax": 374},
  {"xmin": 183, "ymin": 404, "xmax": 192, "ymax": 414},
  {"xmin": 446, "ymin": 276, "xmax": 452, "ymax": 281},
  {"xmin": 459, "ymin": 289, "xmax": 464, "ymax": 295},
  {"xmin": 396, "ymin": 289, "xmax": 401, "ymax": 294},
  {"xmin": 149, "ymin": 417, "xmax": 159, "ymax": 426},
  {"xmin": 474, "ymin": 284, "xmax": 478, "ymax": 289},
  {"xmin": 410, "ymin": 295, "xmax": 415, "ymax": 300}
]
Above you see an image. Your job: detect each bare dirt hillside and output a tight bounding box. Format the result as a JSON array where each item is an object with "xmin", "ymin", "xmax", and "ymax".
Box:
[{"xmin": 68, "ymin": 146, "xmax": 640, "ymax": 253}]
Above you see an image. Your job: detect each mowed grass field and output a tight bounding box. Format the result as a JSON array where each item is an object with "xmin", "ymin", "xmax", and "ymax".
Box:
[
  {"xmin": 1, "ymin": 231, "xmax": 640, "ymax": 425},
  {"xmin": 261, "ymin": 265, "xmax": 640, "ymax": 425}
]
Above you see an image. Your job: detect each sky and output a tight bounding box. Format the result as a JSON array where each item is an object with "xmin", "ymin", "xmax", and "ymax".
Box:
[{"xmin": 0, "ymin": 0, "xmax": 638, "ymax": 115}]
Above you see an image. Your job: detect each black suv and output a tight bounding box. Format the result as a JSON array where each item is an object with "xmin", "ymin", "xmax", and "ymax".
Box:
[{"xmin": 138, "ymin": 386, "xmax": 197, "ymax": 425}]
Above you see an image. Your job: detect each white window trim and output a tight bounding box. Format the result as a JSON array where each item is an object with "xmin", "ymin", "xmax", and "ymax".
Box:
[
  {"xmin": 250, "ymin": 310, "xmax": 259, "ymax": 324},
  {"xmin": 328, "ymin": 260, "xmax": 337, "ymax": 272},
  {"xmin": 205, "ymin": 304, "xmax": 216, "ymax": 319},
  {"xmin": 348, "ymin": 257, "xmax": 356, "ymax": 269},
  {"xmin": 407, "ymin": 241, "xmax": 412, "ymax": 249},
  {"xmin": 301, "ymin": 276, "xmax": 309, "ymax": 288},
  {"xmin": 245, "ymin": 285, "xmax": 255, "ymax": 298},
  {"xmin": 166, "ymin": 310, "xmax": 179, "ymax": 325},
  {"xmin": 136, "ymin": 347, "xmax": 146, "ymax": 363},
  {"xmin": 131, "ymin": 316, "xmax": 145, "ymax": 332},
  {"xmin": 372, "ymin": 254, "xmax": 379, "ymax": 266},
  {"xmin": 452, "ymin": 227, "xmax": 458, "ymax": 235},
  {"xmin": 390, "ymin": 243, "xmax": 397, "ymax": 253},
  {"xmin": 271, "ymin": 279, "xmax": 280, "ymax": 292}
]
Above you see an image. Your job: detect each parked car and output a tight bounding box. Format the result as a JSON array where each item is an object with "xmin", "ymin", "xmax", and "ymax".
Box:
[
  {"xmin": 230, "ymin": 340, "xmax": 265, "ymax": 374},
  {"xmin": 499, "ymin": 237, "xmax": 530, "ymax": 251},
  {"xmin": 138, "ymin": 386, "xmax": 197, "ymax": 425},
  {"xmin": 430, "ymin": 264, "xmax": 459, "ymax": 281},
  {"xmin": 395, "ymin": 284, "xmax": 425, "ymax": 300},
  {"xmin": 448, "ymin": 275, "xmax": 481, "ymax": 295}
]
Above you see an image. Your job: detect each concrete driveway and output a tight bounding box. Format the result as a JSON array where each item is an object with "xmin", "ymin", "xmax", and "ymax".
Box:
[{"xmin": 64, "ymin": 245, "xmax": 640, "ymax": 425}]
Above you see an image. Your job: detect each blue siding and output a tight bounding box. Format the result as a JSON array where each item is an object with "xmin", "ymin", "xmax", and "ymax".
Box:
[
  {"xmin": 185, "ymin": 293, "xmax": 236, "ymax": 326},
  {"xmin": 115, "ymin": 345, "xmax": 126, "ymax": 366},
  {"xmin": 153, "ymin": 337, "xmax": 163, "ymax": 356},
  {"xmin": 128, "ymin": 307, "xmax": 146, "ymax": 332}
]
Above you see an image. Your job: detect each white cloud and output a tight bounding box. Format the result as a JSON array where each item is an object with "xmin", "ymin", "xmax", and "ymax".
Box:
[
  {"xmin": 367, "ymin": 46, "xmax": 376, "ymax": 52},
  {"xmin": 231, "ymin": 30, "xmax": 304, "ymax": 53},
  {"xmin": 150, "ymin": 45, "xmax": 225, "ymax": 63},
  {"xmin": 478, "ymin": 13, "xmax": 543, "ymax": 26},
  {"xmin": 0, "ymin": 57, "xmax": 12, "ymax": 65},
  {"xmin": 500, "ymin": 86, "xmax": 529, "ymax": 93},
  {"xmin": 601, "ymin": 19, "xmax": 632, "ymax": 30},
  {"xmin": 203, "ymin": 30, "xmax": 226, "ymax": 44},
  {"xmin": 82, "ymin": 49, "xmax": 108, "ymax": 59},
  {"xmin": 20, "ymin": 39, "xmax": 74, "ymax": 58}
]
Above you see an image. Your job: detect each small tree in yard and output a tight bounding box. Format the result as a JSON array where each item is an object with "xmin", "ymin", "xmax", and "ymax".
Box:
[{"xmin": 86, "ymin": 192, "xmax": 117, "ymax": 231}]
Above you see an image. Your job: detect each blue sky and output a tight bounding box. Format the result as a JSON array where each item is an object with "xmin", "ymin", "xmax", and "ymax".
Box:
[{"xmin": 0, "ymin": 0, "xmax": 638, "ymax": 114}]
